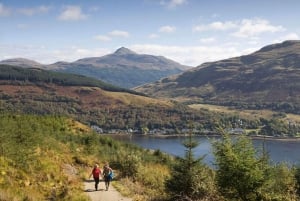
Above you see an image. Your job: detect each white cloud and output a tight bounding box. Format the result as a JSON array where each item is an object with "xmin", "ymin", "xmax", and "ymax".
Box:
[
  {"xmin": 160, "ymin": 0, "xmax": 187, "ymax": 8},
  {"xmin": 94, "ymin": 35, "xmax": 111, "ymax": 42},
  {"xmin": 199, "ymin": 37, "xmax": 216, "ymax": 44},
  {"xmin": 18, "ymin": 6, "xmax": 51, "ymax": 16},
  {"xmin": 94, "ymin": 30, "xmax": 130, "ymax": 42},
  {"xmin": 159, "ymin": 25, "xmax": 176, "ymax": 33},
  {"xmin": 168, "ymin": 0, "xmax": 187, "ymax": 8},
  {"xmin": 280, "ymin": 33, "xmax": 299, "ymax": 40},
  {"xmin": 272, "ymin": 33, "xmax": 299, "ymax": 43},
  {"xmin": 193, "ymin": 21, "xmax": 237, "ymax": 32},
  {"xmin": 194, "ymin": 18, "xmax": 286, "ymax": 40},
  {"xmin": 247, "ymin": 40, "xmax": 260, "ymax": 45},
  {"xmin": 109, "ymin": 30, "xmax": 130, "ymax": 38},
  {"xmin": 130, "ymin": 44, "xmax": 246, "ymax": 66},
  {"xmin": 0, "ymin": 3, "xmax": 11, "ymax": 16},
  {"xmin": 233, "ymin": 18, "xmax": 285, "ymax": 38},
  {"xmin": 210, "ymin": 21, "xmax": 237, "ymax": 31},
  {"xmin": 58, "ymin": 6, "xmax": 87, "ymax": 21}
]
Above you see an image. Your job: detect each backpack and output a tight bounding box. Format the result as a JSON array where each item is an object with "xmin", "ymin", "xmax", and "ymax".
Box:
[
  {"xmin": 108, "ymin": 171, "xmax": 114, "ymax": 180},
  {"xmin": 104, "ymin": 166, "xmax": 113, "ymax": 179}
]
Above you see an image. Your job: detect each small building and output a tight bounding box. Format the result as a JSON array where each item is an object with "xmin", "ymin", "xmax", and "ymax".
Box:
[{"xmin": 91, "ymin": 125, "xmax": 103, "ymax": 133}]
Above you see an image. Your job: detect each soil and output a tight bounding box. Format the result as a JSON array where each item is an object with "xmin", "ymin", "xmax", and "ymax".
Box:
[{"xmin": 84, "ymin": 179, "xmax": 132, "ymax": 201}]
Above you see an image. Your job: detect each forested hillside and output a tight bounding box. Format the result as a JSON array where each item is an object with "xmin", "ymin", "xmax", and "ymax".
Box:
[
  {"xmin": 0, "ymin": 65, "xmax": 209, "ymax": 132},
  {"xmin": 1, "ymin": 64, "xmax": 300, "ymax": 136},
  {"xmin": 0, "ymin": 65, "xmax": 140, "ymax": 94}
]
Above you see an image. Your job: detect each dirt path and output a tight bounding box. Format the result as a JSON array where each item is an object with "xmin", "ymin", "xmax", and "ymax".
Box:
[{"xmin": 84, "ymin": 179, "xmax": 132, "ymax": 201}]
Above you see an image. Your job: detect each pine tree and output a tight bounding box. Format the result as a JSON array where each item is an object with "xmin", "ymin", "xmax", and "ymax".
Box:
[
  {"xmin": 165, "ymin": 124, "xmax": 217, "ymax": 200},
  {"xmin": 213, "ymin": 134, "xmax": 265, "ymax": 201}
]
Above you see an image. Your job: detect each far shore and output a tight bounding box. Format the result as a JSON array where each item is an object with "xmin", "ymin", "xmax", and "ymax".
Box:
[{"xmin": 100, "ymin": 133, "xmax": 300, "ymax": 141}]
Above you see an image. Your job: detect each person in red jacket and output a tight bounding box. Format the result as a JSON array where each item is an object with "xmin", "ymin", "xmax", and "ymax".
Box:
[{"xmin": 89, "ymin": 164, "xmax": 101, "ymax": 191}]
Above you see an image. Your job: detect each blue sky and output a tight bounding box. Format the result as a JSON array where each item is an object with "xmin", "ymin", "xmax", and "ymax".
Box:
[{"xmin": 1, "ymin": 0, "xmax": 300, "ymax": 66}]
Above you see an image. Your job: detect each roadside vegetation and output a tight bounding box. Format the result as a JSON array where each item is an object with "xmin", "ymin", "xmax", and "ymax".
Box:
[{"xmin": 1, "ymin": 114, "xmax": 300, "ymax": 201}]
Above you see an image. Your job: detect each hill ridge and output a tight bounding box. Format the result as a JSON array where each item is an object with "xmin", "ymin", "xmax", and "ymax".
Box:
[
  {"xmin": 135, "ymin": 40, "xmax": 300, "ymax": 114},
  {"xmin": 0, "ymin": 64, "xmax": 141, "ymax": 95}
]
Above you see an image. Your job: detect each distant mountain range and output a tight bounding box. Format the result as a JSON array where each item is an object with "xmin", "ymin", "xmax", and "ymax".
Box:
[
  {"xmin": 0, "ymin": 47, "xmax": 190, "ymax": 88},
  {"xmin": 135, "ymin": 40, "xmax": 300, "ymax": 113}
]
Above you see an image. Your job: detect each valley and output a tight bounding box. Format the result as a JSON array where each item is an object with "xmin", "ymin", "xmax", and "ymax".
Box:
[
  {"xmin": 2, "ymin": 1, "xmax": 300, "ymax": 200},
  {"xmin": 2, "ymin": 41, "xmax": 300, "ymax": 137}
]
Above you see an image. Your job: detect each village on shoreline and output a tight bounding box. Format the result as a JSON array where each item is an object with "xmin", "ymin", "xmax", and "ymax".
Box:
[{"xmin": 91, "ymin": 125, "xmax": 300, "ymax": 141}]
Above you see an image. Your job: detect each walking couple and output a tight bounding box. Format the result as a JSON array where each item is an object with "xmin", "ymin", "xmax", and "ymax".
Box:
[{"xmin": 90, "ymin": 163, "xmax": 113, "ymax": 191}]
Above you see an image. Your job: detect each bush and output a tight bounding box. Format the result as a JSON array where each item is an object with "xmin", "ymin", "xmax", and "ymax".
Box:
[
  {"xmin": 113, "ymin": 152, "xmax": 142, "ymax": 180},
  {"xmin": 260, "ymin": 163, "xmax": 298, "ymax": 200}
]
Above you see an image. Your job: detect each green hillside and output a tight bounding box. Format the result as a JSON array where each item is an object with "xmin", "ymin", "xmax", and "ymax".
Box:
[
  {"xmin": 0, "ymin": 65, "xmax": 142, "ymax": 95},
  {"xmin": 0, "ymin": 114, "xmax": 174, "ymax": 200}
]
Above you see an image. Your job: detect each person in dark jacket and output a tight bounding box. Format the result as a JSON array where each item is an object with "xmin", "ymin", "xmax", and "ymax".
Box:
[{"xmin": 102, "ymin": 163, "xmax": 113, "ymax": 191}]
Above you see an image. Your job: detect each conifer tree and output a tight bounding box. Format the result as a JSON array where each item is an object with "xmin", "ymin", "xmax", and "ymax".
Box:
[
  {"xmin": 213, "ymin": 134, "xmax": 265, "ymax": 201},
  {"xmin": 165, "ymin": 124, "xmax": 217, "ymax": 200}
]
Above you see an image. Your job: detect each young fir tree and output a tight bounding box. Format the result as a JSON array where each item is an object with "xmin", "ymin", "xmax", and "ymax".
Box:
[
  {"xmin": 165, "ymin": 124, "xmax": 217, "ymax": 201},
  {"xmin": 213, "ymin": 134, "xmax": 265, "ymax": 201}
]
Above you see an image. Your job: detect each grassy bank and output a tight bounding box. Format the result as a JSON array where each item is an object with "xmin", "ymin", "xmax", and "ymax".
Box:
[{"xmin": 0, "ymin": 114, "xmax": 172, "ymax": 201}]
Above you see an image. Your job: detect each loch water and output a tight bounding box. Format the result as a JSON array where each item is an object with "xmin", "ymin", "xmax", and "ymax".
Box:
[{"xmin": 111, "ymin": 135, "xmax": 300, "ymax": 166}]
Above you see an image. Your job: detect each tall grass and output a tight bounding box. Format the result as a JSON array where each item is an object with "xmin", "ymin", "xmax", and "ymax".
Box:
[{"xmin": 0, "ymin": 114, "xmax": 174, "ymax": 200}]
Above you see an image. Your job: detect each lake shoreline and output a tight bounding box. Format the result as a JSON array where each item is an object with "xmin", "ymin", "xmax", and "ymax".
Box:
[
  {"xmin": 101, "ymin": 133, "xmax": 300, "ymax": 141},
  {"xmin": 106, "ymin": 133, "xmax": 300, "ymax": 164}
]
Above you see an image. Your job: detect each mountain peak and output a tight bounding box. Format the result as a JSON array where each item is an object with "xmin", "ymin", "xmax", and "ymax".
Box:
[{"xmin": 114, "ymin": 47, "xmax": 136, "ymax": 55}]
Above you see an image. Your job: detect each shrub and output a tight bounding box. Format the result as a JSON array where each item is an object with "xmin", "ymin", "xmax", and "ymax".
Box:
[{"xmin": 117, "ymin": 153, "xmax": 142, "ymax": 179}]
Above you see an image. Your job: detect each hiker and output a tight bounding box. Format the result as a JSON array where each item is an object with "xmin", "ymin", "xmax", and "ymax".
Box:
[
  {"xmin": 89, "ymin": 164, "xmax": 101, "ymax": 191},
  {"xmin": 102, "ymin": 163, "xmax": 113, "ymax": 191}
]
